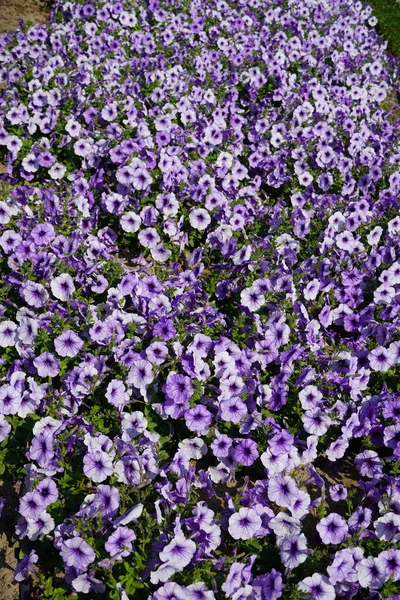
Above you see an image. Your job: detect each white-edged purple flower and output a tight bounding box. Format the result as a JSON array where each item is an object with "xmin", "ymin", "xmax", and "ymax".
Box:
[
  {"xmin": 0, "ymin": 415, "xmax": 11, "ymax": 441},
  {"xmin": 128, "ymin": 359, "xmax": 154, "ymax": 389},
  {"xmin": 228, "ymin": 507, "xmax": 262, "ymax": 540},
  {"xmin": 19, "ymin": 491, "xmax": 46, "ymax": 520},
  {"xmin": 298, "ymin": 573, "xmax": 335, "ymax": 600},
  {"xmin": 356, "ymin": 556, "xmax": 386, "ymax": 589},
  {"xmin": 138, "ymin": 227, "xmax": 160, "ymax": 249},
  {"xmin": 105, "ymin": 526, "xmax": 135, "ymax": 558},
  {"xmin": 279, "ymin": 533, "xmax": 309, "ymax": 569},
  {"xmin": 316, "ymin": 513, "xmax": 348, "ymax": 545},
  {"xmin": 368, "ymin": 346, "xmax": 393, "ymax": 372},
  {"xmin": 83, "ymin": 450, "xmax": 113, "ymax": 483},
  {"xmin": 302, "ymin": 408, "xmax": 331, "ymax": 436},
  {"xmin": 33, "ymin": 352, "xmax": 60, "ymax": 378},
  {"xmin": 54, "ymin": 330, "xmax": 84, "ymax": 358},
  {"xmin": 50, "ymin": 273, "xmax": 75, "ymax": 302},
  {"xmin": 0, "ymin": 320, "xmax": 17, "ymax": 347},
  {"xmin": 189, "ymin": 208, "xmax": 211, "ymax": 231},
  {"xmin": 268, "ymin": 475, "xmax": 299, "ymax": 508},
  {"xmin": 48, "ymin": 162, "xmax": 66, "ymax": 179},
  {"xmin": 60, "ymin": 537, "xmax": 96, "ymax": 570},
  {"xmin": 159, "ymin": 534, "xmax": 196, "ymax": 569},
  {"xmin": 0, "ymin": 385, "xmax": 21, "ymax": 415},
  {"xmin": 379, "ymin": 548, "xmax": 400, "ymax": 582},
  {"xmin": 120, "ymin": 212, "xmax": 141, "ymax": 233}
]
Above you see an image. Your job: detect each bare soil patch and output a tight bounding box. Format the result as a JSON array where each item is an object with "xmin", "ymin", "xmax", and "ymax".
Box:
[{"xmin": 0, "ymin": 0, "xmax": 48, "ymax": 36}]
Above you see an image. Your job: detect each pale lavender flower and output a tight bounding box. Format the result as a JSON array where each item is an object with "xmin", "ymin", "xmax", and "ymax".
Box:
[
  {"xmin": 228, "ymin": 508, "xmax": 262, "ymax": 540},
  {"xmin": 33, "ymin": 352, "xmax": 60, "ymax": 378},
  {"xmin": 356, "ymin": 556, "xmax": 386, "ymax": 589},
  {"xmin": 0, "ymin": 320, "xmax": 17, "ymax": 347},
  {"xmin": 54, "ymin": 330, "xmax": 84, "ymax": 358},
  {"xmin": 317, "ymin": 513, "xmax": 348, "ymax": 545},
  {"xmin": 60, "ymin": 537, "xmax": 96, "ymax": 570},
  {"xmin": 83, "ymin": 450, "xmax": 113, "ymax": 482},
  {"xmin": 159, "ymin": 534, "xmax": 196, "ymax": 569},
  {"xmin": 105, "ymin": 526, "xmax": 135, "ymax": 558},
  {"xmin": 50, "ymin": 273, "xmax": 75, "ymax": 301},
  {"xmin": 298, "ymin": 574, "xmax": 335, "ymax": 600}
]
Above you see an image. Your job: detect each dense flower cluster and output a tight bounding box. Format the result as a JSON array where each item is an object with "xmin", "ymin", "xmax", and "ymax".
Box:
[{"xmin": 0, "ymin": 0, "xmax": 400, "ymax": 598}]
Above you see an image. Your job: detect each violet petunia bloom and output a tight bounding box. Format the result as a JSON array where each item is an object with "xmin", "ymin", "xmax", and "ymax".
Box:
[
  {"xmin": 354, "ymin": 450, "xmax": 383, "ymax": 478},
  {"xmin": 268, "ymin": 475, "xmax": 300, "ymax": 508},
  {"xmin": 379, "ymin": 548, "xmax": 400, "ymax": 582},
  {"xmin": 60, "ymin": 537, "xmax": 96, "ymax": 570},
  {"xmin": 317, "ymin": 513, "xmax": 348, "ymax": 545},
  {"xmin": 356, "ymin": 556, "xmax": 386, "ymax": 589},
  {"xmin": 83, "ymin": 450, "xmax": 113, "ymax": 483},
  {"xmin": 163, "ymin": 372, "xmax": 194, "ymax": 404},
  {"xmin": 95, "ymin": 485, "xmax": 120, "ymax": 519},
  {"xmin": 128, "ymin": 359, "xmax": 154, "ymax": 389},
  {"xmin": 33, "ymin": 352, "xmax": 60, "ymax": 378},
  {"xmin": 0, "ymin": 385, "xmax": 21, "ymax": 415},
  {"xmin": 159, "ymin": 534, "xmax": 196, "ymax": 569},
  {"xmin": 0, "ymin": 415, "xmax": 11, "ymax": 441},
  {"xmin": 184, "ymin": 405, "xmax": 212, "ymax": 435},
  {"xmin": 298, "ymin": 574, "xmax": 335, "ymax": 600},
  {"xmin": 19, "ymin": 491, "xmax": 46, "ymax": 520},
  {"xmin": 0, "ymin": 320, "xmax": 17, "ymax": 347},
  {"xmin": 368, "ymin": 346, "xmax": 393, "ymax": 372},
  {"xmin": 106, "ymin": 379, "xmax": 129, "ymax": 409},
  {"xmin": 279, "ymin": 533, "xmax": 309, "ymax": 569},
  {"xmin": 50, "ymin": 273, "xmax": 75, "ymax": 302},
  {"xmin": 54, "ymin": 330, "xmax": 84, "ymax": 358},
  {"xmin": 234, "ymin": 439, "xmax": 259, "ymax": 466},
  {"xmin": 14, "ymin": 550, "xmax": 38, "ymax": 582},
  {"xmin": 105, "ymin": 526, "xmax": 135, "ymax": 558},
  {"xmin": 228, "ymin": 507, "xmax": 262, "ymax": 540}
]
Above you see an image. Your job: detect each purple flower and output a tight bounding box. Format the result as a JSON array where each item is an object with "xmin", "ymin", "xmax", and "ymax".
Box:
[
  {"xmin": 128, "ymin": 359, "xmax": 154, "ymax": 389},
  {"xmin": 327, "ymin": 549, "xmax": 356, "ymax": 585},
  {"xmin": 0, "ymin": 385, "xmax": 21, "ymax": 415},
  {"xmin": 95, "ymin": 485, "xmax": 120, "ymax": 519},
  {"xmin": 33, "ymin": 352, "xmax": 60, "ymax": 378},
  {"xmin": 83, "ymin": 450, "xmax": 113, "ymax": 483},
  {"xmin": 60, "ymin": 537, "xmax": 96, "ymax": 570},
  {"xmin": 220, "ymin": 397, "xmax": 247, "ymax": 424},
  {"xmin": 356, "ymin": 556, "xmax": 386, "ymax": 589},
  {"xmin": 19, "ymin": 491, "xmax": 46, "ymax": 520},
  {"xmin": 234, "ymin": 439, "xmax": 259, "ymax": 466},
  {"xmin": 329, "ymin": 484, "xmax": 347, "ymax": 502},
  {"xmin": 228, "ymin": 507, "xmax": 262, "ymax": 540},
  {"xmin": 54, "ymin": 330, "xmax": 84, "ymax": 358},
  {"xmin": 355, "ymin": 450, "xmax": 383, "ymax": 478},
  {"xmin": 14, "ymin": 550, "xmax": 38, "ymax": 582},
  {"xmin": 189, "ymin": 208, "xmax": 211, "ymax": 231},
  {"xmin": 379, "ymin": 548, "xmax": 400, "ymax": 582},
  {"xmin": 268, "ymin": 475, "xmax": 299, "ymax": 508},
  {"xmin": 298, "ymin": 574, "xmax": 335, "ymax": 600},
  {"xmin": 280, "ymin": 533, "xmax": 309, "ymax": 569},
  {"xmin": 159, "ymin": 534, "xmax": 196, "ymax": 569},
  {"xmin": 50, "ymin": 273, "xmax": 75, "ymax": 302},
  {"xmin": 0, "ymin": 415, "xmax": 11, "ymax": 441},
  {"xmin": 0, "ymin": 320, "xmax": 17, "ymax": 347},
  {"xmin": 163, "ymin": 372, "xmax": 194, "ymax": 404},
  {"xmin": 317, "ymin": 513, "xmax": 348, "ymax": 545},
  {"xmin": 29, "ymin": 432, "xmax": 54, "ymax": 467},
  {"xmin": 105, "ymin": 526, "xmax": 135, "ymax": 558},
  {"xmin": 185, "ymin": 405, "xmax": 212, "ymax": 435},
  {"xmin": 106, "ymin": 379, "xmax": 129, "ymax": 409},
  {"xmin": 211, "ymin": 434, "xmax": 232, "ymax": 458}
]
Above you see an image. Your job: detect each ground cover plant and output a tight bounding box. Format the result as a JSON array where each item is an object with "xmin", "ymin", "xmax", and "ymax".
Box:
[{"xmin": 0, "ymin": 0, "xmax": 400, "ymax": 598}]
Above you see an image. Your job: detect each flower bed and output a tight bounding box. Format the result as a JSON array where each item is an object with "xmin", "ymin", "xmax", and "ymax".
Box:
[{"xmin": 0, "ymin": 0, "xmax": 400, "ymax": 598}]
